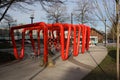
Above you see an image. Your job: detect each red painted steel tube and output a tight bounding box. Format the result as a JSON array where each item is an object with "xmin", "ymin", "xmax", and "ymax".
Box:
[
  {"xmin": 21, "ymin": 29, "xmax": 38, "ymax": 58},
  {"xmin": 81, "ymin": 25, "xmax": 86, "ymax": 54},
  {"xmin": 29, "ymin": 30, "xmax": 37, "ymax": 55},
  {"xmin": 84, "ymin": 26, "xmax": 87, "ymax": 50},
  {"xmin": 10, "ymin": 22, "xmax": 44, "ymax": 59},
  {"xmin": 22, "ymin": 22, "xmax": 48, "ymax": 64},
  {"xmin": 63, "ymin": 24, "xmax": 71, "ymax": 60},
  {"xmin": 10, "ymin": 22, "xmax": 48, "ymax": 63},
  {"xmin": 85, "ymin": 26, "xmax": 91, "ymax": 51},
  {"xmin": 76, "ymin": 25, "xmax": 81, "ymax": 56},
  {"xmin": 37, "ymin": 30, "xmax": 40, "ymax": 55},
  {"xmin": 72, "ymin": 24, "xmax": 81, "ymax": 56},
  {"xmin": 72, "ymin": 25, "xmax": 77, "ymax": 56},
  {"xmin": 43, "ymin": 25, "xmax": 48, "ymax": 64},
  {"xmin": 52, "ymin": 23, "xmax": 71, "ymax": 60},
  {"xmin": 10, "ymin": 21, "xmax": 91, "ymax": 62},
  {"xmin": 10, "ymin": 28, "xmax": 25, "ymax": 59},
  {"xmin": 10, "ymin": 29, "xmax": 19, "ymax": 59},
  {"xmin": 19, "ymin": 31, "xmax": 26, "ymax": 59}
]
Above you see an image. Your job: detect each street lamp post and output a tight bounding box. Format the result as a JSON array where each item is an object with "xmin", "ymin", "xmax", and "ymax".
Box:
[
  {"xmin": 30, "ymin": 11, "xmax": 34, "ymax": 24},
  {"xmin": 71, "ymin": 13, "xmax": 73, "ymax": 24},
  {"xmin": 105, "ymin": 19, "xmax": 107, "ymax": 46},
  {"xmin": 30, "ymin": 12, "xmax": 34, "ymax": 24},
  {"xmin": 30, "ymin": 12, "xmax": 35, "ymax": 39}
]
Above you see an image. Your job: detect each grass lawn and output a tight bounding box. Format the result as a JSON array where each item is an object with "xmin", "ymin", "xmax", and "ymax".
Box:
[{"xmin": 82, "ymin": 46, "xmax": 119, "ymax": 80}]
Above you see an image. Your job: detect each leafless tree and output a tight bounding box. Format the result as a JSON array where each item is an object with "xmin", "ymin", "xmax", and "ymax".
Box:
[
  {"xmin": 45, "ymin": 3, "xmax": 68, "ymax": 23},
  {"xmin": 93, "ymin": 0, "xmax": 120, "ymax": 80},
  {"xmin": 73, "ymin": 0, "xmax": 95, "ymax": 24},
  {"xmin": 0, "ymin": 0, "xmax": 64, "ymax": 22},
  {"xmin": 94, "ymin": 0, "xmax": 119, "ymax": 41}
]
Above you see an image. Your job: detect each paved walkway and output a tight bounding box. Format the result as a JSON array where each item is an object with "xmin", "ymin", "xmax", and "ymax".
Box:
[{"xmin": 0, "ymin": 45, "xmax": 107, "ymax": 80}]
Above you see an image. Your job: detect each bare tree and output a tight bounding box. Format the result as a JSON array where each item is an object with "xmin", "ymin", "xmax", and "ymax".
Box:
[
  {"xmin": 0, "ymin": 0, "xmax": 37, "ymax": 22},
  {"xmin": 0, "ymin": 0, "xmax": 15, "ymax": 21},
  {"xmin": 107, "ymin": 17, "xmax": 117, "ymax": 42},
  {"xmin": 73, "ymin": 0, "xmax": 95, "ymax": 24},
  {"xmin": 93, "ymin": 0, "xmax": 120, "ymax": 80},
  {"xmin": 93, "ymin": 0, "xmax": 119, "ymax": 42},
  {"xmin": 45, "ymin": 3, "xmax": 68, "ymax": 23},
  {"xmin": 0, "ymin": 0, "xmax": 64, "ymax": 22}
]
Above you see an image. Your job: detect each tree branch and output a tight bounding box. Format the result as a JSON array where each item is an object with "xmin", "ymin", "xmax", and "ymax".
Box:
[{"xmin": 0, "ymin": 0, "xmax": 15, "ymax": 22}]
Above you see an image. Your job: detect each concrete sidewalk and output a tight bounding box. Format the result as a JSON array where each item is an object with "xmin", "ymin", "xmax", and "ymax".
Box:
[{"xmin": 0, "ymin": 45, "xmax": 107, "ymax": 80}]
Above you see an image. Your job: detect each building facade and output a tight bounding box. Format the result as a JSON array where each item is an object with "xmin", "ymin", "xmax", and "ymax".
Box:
[{"xmin": 90, "ymin": 28, "xmax": 104, "ymax": 43}]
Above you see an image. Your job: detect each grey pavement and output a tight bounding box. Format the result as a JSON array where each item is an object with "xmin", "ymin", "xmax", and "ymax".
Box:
[{"xmin": 0, "ymin": 45, "xmax": 107, "ymax": 80}]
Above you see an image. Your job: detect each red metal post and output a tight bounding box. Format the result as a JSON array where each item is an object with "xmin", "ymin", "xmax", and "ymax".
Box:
[
  {"xmin": 81, "ymin": 25, "xmax": 86, "ymax": 53},
  {"xmin": 52, "ymin": 23, "xmax": 71, "ymax": 60},
  {"xmin": 29, "ymin": 30, "xmax": 37, "ymax": 55},
  {"xmin": 76, "ymin": 25, "xmax": 81, "ymax": 56},
  {"xmin": 10, "ymin": 22, "xmax": 91, "ymax": 62},
  {"xmin": 37, "ymin": 30, "xmax": 40, "ymax": 55},
  {"xmin": 72, "ymin": 25, "xmax": 77, "ymax": 56},
  {"xmin": 85, "ymin": 26, "xmax": 91, "ymax": 51}
]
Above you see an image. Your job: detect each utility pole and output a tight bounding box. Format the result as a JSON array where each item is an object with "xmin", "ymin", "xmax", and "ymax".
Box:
[
  {"xmin": 71, "ymin": 13, "xmax": 73, "ymax": 45},
  {"xmin": 71, "ymin": 13, "xmax": 73, "ymax": 24},
  {"xmin": 8, "ymin": 22, "xmax": 10, "ymax": 43},
  {"xmin": 105, "ymin": 19, "xmax": 107, "ymax": 46},
  {"xmin": 116, "ymin": 0, "xmax": 119, "ymax": 80}
]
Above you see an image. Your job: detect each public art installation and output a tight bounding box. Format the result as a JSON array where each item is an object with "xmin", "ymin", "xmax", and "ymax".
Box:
[{"xmin": 10, "ymin": 22, "xmax": 90, "ymax": 65}]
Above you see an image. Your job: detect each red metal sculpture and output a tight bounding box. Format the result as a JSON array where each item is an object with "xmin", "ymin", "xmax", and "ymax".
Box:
[{"xmin": 10, "ymin": 22, "xmax": 90, "ymax": 64}]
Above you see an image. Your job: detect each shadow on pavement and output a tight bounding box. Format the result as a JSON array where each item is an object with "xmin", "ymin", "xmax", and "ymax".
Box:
[
  {"xmin": 60, "ymin": 67, "xmax": 87, "ymax": 80},
  {"xmin": 29, "ymin": 65, "xmax": 47, "ymax": 80},
  {"xmin": 68, "ymin": 55, "xmax": 94, "ymax": 69}
]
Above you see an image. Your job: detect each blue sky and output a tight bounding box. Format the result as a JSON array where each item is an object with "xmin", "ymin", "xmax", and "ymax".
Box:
[
  {"xmin": 1, "ymin": 0, "xmax": 114, "ymax": 32},
  {"xmin": 8, "ymin": 2, "xmax": 47, "ymax": 24},
  {"xmin": 7, "ymin": 1, "xmax": 76, "ymax": 24}
]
